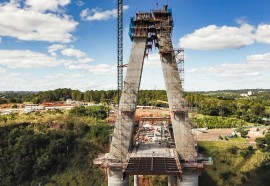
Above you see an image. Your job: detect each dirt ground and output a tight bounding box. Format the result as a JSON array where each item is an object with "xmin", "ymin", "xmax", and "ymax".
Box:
[
  {"xmin": 246, "ymin": 127, "xmax": 268, "ymax": 144},
  {"xmin": 196, "ymin": 127, "xmax": 269, "ymax": 144},
  {"xmin": 195, "ymin": 128, "xmax": 234, "ymax": 141},
  {"xmin": 135, "ymin": 107, "xmax": 169, "ymax": 119}
]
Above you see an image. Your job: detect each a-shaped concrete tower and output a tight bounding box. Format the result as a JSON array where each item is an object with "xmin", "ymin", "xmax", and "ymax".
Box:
[{"xmin": 94, "ymin": 5, "xmax": 212, "ymax": 186}]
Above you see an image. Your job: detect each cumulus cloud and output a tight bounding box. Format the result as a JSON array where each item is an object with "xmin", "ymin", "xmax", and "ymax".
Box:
[
  {"xmin": 67, "ymin": 64, "xmax": 116, "ymax": 74},
  {"xmin": 80, "ymin": 5, "xmax": 129, "ymax": 21},
  {"xmin": 188, "ymin": 52, "xmax": 270, "ymax": 78},
  {"xmin": 0, "ymin": 67, "xmax": 6, "ymax": 73},
  {"xmin": 185, "ymin": 53, "xmax": 270, "ymax": 90},
  {"xmin": 256, "ymin": 24, "xmax": 270, "ymax": 44},
  {"xmin": 25, "ymin": 0, "xmax": 71, "ymax": 12},
  {"xmin": 0, "ymin": 2, "xmax": 78, "ymax": 43},
  {"xmin": 0, "ymin": 50, "xmax": 69, "ymax": 68},
  {"xmin": 88, "ymin": 64, "xmax": 115, "ymax": 74},
  {"xmin": 45, "ymin": 73, "xmax": 83, "ymax": 79},
  {"xmin": 0, "ymin": 73, "xmax": 29, "ymax": 90},
  {"xmin": 0, "ymin": 72, "xmax": 98, "ymax": 91},
  {"xmin": 48, "ymin": 44, "xmax": 66, "ymax": 54},
  {"xmin": 144, "ymin": 53, "xmax": 161, "ymax": 68},
  {"xmin": 48, "ymin": 45, "xmax": 95, "ymax": 62},
  {"xmin": 179, "ymin": 24, "xmax": 255, "ymax": 50},
  {"xmin": 235, "ymin": 17, "xmax": 247, "ymax": 25},
  {"xmin": 78, "ymin": 58, "xmax": 95, "ymax": 63},
  {"xmin": 61, "ymin": 48, "xmax": 87, "ymax": 58},
  {"xmin": 247, "ymin": 53, "xmax": 270, "ymax": 66},
  {"xmin": 75, "ymin": 0, "xmax": 85, "ymax": 7}
]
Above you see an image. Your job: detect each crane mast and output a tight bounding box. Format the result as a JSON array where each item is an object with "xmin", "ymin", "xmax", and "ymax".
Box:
[{"xmin": 117, "ymin": 0, "xmax": 123, "ymax": 98}]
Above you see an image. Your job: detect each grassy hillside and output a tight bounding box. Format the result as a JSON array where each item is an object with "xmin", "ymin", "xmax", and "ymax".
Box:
[
  {"xmin": 0, "ymin": 107, "xmax": 110, "ymax": 186},
  {"xmin": 199, "ymin": 141, "xmax": 270, "ymax": 186}
]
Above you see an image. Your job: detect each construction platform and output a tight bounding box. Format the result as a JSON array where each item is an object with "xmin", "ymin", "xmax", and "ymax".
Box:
[
  {"xmin": 123, "ymin": 119, "xmax": 181, "ymax": 177},
  {"xmin": 124, "ymin": 157, "xmax": 180, "ymax": 176}
]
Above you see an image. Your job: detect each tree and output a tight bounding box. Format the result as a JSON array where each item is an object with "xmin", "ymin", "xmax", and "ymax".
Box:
[{"xmin": 256, "ymin": 131, "xmax": 270, "ymax": 151}]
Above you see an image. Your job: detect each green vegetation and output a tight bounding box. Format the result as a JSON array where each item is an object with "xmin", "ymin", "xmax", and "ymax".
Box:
[
  {"xmin": 199, "ymin": 141, "xmax": 270, "ymax": 186},
  {"xmin": 0, "ymin": 104, "xmax": 269, "ymax": 185},
  {"xmin": 256, "ymin": 131, "xmax": 270, "ymax": 151},
  {"xmin": 236, "ymin": 127, "xmax": 250, "ymax": 138},
  {"xmin": 196, "ymin": 115, "xmax": 247, "ymax": 128},
  {"xmin": 1, "ymin": 89, "xmax": 270, "ymax": 184},
  {"xmin": 2, "ymin": 89, "xmax": 270, "ymax": 128},
  {"xmin": 0, "ymin": 106, "xmax": 109, "ymax": 186},
  {"xmin": 186, "ymin": 91, "xmax": 270, "ymax": 124}
]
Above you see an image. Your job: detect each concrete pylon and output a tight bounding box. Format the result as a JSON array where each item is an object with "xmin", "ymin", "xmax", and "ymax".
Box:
[
  {"xmin": 109, "ymin": 37, "xmax": 146, "ymax": 161},
  {"xmin": 108, "ymin": 38, "xmax": 146, "ymax": 185},
  {"xmin": 159, "ymin": 51, "xmax": 186, "ymax": 158},
  {"xmin": 107, "ymin": 5, "xmax": 197, "ymax": 186}
]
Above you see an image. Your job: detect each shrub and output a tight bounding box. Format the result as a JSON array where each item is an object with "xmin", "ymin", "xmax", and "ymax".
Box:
[
  {"xmin": 228, "ymin": 146, "xmax": 238, "ymax": 155},
  {"xmin": 220, "ymin": 171, "xmax": 236, "ymax": 180}
]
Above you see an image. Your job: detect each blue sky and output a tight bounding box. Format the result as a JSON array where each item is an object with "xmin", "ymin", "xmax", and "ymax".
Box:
[{"xmin": 0, "ymin": 0, "xmax": 270, "ymax": 91}]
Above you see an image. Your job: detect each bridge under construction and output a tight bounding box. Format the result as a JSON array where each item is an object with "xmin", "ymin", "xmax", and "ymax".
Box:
[{"xmin": 94, "ymin": 5, "xmax": 212, "ymax": 186}]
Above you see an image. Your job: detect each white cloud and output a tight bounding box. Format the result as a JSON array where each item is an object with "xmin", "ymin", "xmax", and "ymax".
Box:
[
  {"xmin": 81, "ymin": 5, "xmax": 129, "ymax": 21},
  {"xmin": 75, "ymin": 0, "xmax": 85, "ymax": 7},
  {"xmin": 144, "ymin": 53, "xmax": 161, "ymax": 68},
  {"xmin": 93, "ymin": 83, "xmax": 116, "ymax": 90},
  {"xmin": 247, "ymin": 53, "xmax": 270, "ymax": 67},
  {"xmin": 179, "ymin": 24, "xmax": 255, "ymax": 50},
  {"xmin": 0, "ymin": 72, "xmax": 96, "ymax": 91},
  {"xmin": 45, "ymin": 73, "xmax": 83, "ymax": 79},
  {"xmin": 235, "ymin": 17, "xmax": 247, "ymax": 25},
  {"xmin": 256, "ymin": 24, "xmax": 270, "ymax": 44},
  {"xmin": 61, "ymin": 48, "xmax": 86, "ymax": 58},
  {"xmin": 49, "ymin": 45, "xmax": 94, "ymax": 62},
  {"xmin": 0, "ymin": 71, "xmax": 116, "ymax": 91},
  {"xmin": 48, "ymin": 45, "xmax": 95, "ymax": 62},
  {"xmin": 0, "ymin": 2, "xmax": 78, "ymax": 43},
  {"xmin": 0, "ymin": 73, "xmax": 31, "ymax": 91},
  {"xmin": 0, "ymin": 67, "xmax": 6, "ymax": 73},
  {"xmin": 188, "ymin": 53, "xmax": 270, "ymax": 78},
  {"xmin": 67, "ymin": 64, "xmax": 116, "ymax": 74},
  {"xmin": 186, "ymin": 53, "xmax": 270, "ymax": 89},
  {"xmin": 67, "ymin": 64, "xmax": 89, "ymax": 70},
  {"xmin": 25, "ymin": 0, "xmax": 71, "ymax": 12},
  {"xmin": 186, "ymin": 68, "xmax": 197, "ymax": 73},
  {"xmin": 88, "ymin": 64, "xmax": 115, "ymax": 74},
  {"xmin": 48, "ymin": 44, "xmax": 66, "ymax": 54},
  {"xmin": 0, "ymin": 50, "xmax": 69, "ymax": 68},
  {"xmin": 78, "ymin": 58, "xmax": 95, "ymax": 63}
]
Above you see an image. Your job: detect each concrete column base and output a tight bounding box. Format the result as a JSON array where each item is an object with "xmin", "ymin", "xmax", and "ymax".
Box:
[
  {"xmin": 168, "ymin": 175, "xmax": 174, "ymax": 186},
  {"xmin": 134, "ymin": 175, "xmax": 139, "ymax": 186},
  {"xmin": 177, "ymin": 171, "xmax": 198, "ymax": 186},
  {"xmin": 108, "ymin": 170, "xmax": 129, "ymax": 186}
]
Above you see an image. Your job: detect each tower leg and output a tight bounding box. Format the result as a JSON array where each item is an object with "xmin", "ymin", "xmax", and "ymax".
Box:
[
  {"xmin": 134, "ymin": 175, "xmax": 139, "ymax": 186},
  {"xmin": 160, "ymin": 52, "xmax": 187, "ymax": 158},
  {"xmin": 108, "ymin": 170, "xmax": 129, "ymax": 186},
  {"xmin": 109, "ymin": 37, "xmax": 147, "ymax": 161},
  {"xmin": 168, "ymin": 175, "xmax": 174, "ymax": 186}
]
